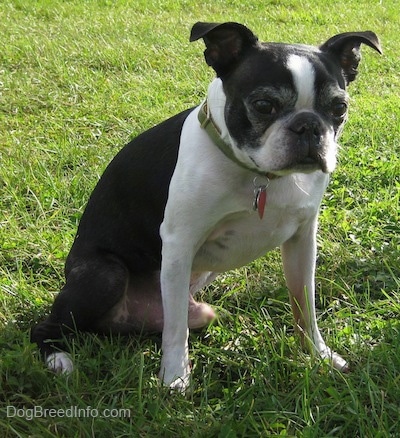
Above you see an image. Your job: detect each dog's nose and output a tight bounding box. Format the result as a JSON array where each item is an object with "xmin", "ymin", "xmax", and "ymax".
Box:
[
  {"xmin": 289, "ymin": 113, "xmax": 324, "ymax": 156},
  {"xmin": 289, "ymin": 114, "xmax": 323, "ymax": 146}
]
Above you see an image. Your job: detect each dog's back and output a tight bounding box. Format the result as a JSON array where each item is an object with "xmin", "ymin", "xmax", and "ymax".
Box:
[{"xmin": 67, "ymin": 108, "xmax": 193, "ymax": 272}]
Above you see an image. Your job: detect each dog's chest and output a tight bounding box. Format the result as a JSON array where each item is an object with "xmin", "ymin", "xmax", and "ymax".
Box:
[{"xmin": 192, "ymin": 196, "xmax": 315, "ymax": 273}]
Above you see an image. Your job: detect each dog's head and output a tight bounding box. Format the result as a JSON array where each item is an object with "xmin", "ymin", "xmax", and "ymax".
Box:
[{"xmin": 191, "ymin": 22, "xmax": 382, "ymax": 175}]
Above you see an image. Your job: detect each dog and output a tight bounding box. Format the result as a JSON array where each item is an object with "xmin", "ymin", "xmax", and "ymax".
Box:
[{"xmin": 31, "ymin": 22, "xmax": 381, "ymax": 391}]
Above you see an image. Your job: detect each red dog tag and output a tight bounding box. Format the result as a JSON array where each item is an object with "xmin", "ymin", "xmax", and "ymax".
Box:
[{"xmin": 253, "ymin": 186, "xmax": 267, "ymax": 219}]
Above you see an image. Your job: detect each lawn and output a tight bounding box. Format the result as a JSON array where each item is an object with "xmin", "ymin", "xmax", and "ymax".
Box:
[{"xmin": 0, "ymin": 0, "xmax": 399, "ymax": 436}]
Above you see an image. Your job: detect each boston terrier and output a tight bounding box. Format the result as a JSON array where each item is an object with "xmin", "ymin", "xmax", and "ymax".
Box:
[{"xmin": 31, "ymin": 22, "xmax": 381, "ymax": 391}]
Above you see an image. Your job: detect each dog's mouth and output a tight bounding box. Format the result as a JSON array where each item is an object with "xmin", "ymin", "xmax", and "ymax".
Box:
[
  {"xmin": 249, "ymin": 126, "xmax": 336, "ymax": 176},
  {"xmin": 267, "ymin": 156, "xmax": 330, "ymax": 177},
  {"xmin": 296, "ymin": 156, "xmax": 329, "ymax": 173}
]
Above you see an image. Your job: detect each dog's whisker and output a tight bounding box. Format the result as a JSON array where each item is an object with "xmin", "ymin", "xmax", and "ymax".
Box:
[{"xmin": 294, "ymin": 180, "xmax": 311, "ymax": 196}]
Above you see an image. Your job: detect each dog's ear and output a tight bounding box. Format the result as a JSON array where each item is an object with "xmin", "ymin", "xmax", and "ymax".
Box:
[
  {"xmin": 320, "ymin": 31, "xmax": 382, "ymax": 84},
  {"xmin": 190, "ymin": 22, "xmax": 258, "ymax": 77}
]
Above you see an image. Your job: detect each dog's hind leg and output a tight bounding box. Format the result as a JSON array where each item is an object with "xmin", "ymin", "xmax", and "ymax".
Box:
[
  {"xmin": 31, "ymin": 253, "xmax": 128, "ymax": 373},
  {"xmin": 103, "ymin": 271, "xmax": 216, "ymax": 333},
  {"xmin": 188, "ymin": 272, "xmax": 217, "ymax": 329}
]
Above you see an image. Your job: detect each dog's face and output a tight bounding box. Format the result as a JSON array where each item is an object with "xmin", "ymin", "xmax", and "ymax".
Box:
[
  {"xmin": 190, "ymin": 22, "xmax": 382, "ymax": 176},
  {"xmin": 222, "ymin": 46, "xmax": 349, "ymax": 175}
]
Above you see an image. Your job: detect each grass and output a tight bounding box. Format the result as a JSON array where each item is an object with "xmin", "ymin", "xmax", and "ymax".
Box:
[{"xmin": 0, "ymin": 0, "xmax": 399, "ymax": 436}]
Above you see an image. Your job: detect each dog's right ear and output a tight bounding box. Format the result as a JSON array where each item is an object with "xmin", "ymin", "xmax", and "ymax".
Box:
[{"xmin": 190, "ymin": 22, "xmax": 259, "ymax": 77}]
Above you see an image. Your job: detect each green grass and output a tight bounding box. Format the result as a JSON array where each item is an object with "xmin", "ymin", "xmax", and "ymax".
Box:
[{"xmin": 0, "ymin": 0, "xmax": 399, "ymax": 436}]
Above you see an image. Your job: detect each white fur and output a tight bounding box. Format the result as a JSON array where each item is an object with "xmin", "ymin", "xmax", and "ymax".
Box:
[
  {"xmin": 159, "ymin": 95, "xmax": 347, "ymax": 390},
  {"xmin": 46, "ymin": 352, "xmax": 74, "ymax": 374},
  {"xmin": 286, "ymin": 54, "xmax": 316, "ymax": 110}
]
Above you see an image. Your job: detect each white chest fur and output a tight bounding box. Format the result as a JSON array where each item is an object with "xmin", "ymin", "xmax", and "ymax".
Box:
[{"xmin": 192, "ymin": 174, "xmax": 326, "ymax": 272}]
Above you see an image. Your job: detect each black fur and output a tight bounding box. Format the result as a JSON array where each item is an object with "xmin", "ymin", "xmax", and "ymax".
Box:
[{"xmin": 31, "ymin": 109, "xmax": 192, "ymax": 357}]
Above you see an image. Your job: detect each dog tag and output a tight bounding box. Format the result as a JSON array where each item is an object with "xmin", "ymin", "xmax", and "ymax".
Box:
[{"xmin": 253, "ymin": 186, "xmax": 267, "ymax": 219}]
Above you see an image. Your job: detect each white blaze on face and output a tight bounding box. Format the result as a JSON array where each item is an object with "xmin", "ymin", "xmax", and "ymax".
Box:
[{"xmin": 286, "ymin": 54, "xmax": 316, "ymax": 110}]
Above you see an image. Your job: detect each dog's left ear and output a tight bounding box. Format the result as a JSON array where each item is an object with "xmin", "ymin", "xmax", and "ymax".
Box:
[
  {"xmin": 320, "ymin": 31, "xmax": 382, "ymax": 84},
  {"xmin": 190, "ymin": 21, "xmax": 259, "ymax": 77}
]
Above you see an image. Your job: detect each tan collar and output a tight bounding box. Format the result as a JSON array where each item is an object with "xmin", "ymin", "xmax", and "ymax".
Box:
[{"xmin": 198, "ymin": 101, "xmax": 280, "ymax": 180}]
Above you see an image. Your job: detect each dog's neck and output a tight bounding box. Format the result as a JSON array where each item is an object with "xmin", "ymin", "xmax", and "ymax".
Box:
[{"xmin": 198, "ymin": 100, "xmax": 260, "ymax": 174}]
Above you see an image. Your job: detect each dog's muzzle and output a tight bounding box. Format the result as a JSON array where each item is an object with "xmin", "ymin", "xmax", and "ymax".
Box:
[{"xmin": 287, "ymin": 112, "xmax": 330, "ymax": 172}]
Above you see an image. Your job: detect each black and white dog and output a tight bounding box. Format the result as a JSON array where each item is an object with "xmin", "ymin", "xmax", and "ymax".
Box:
[{"xmin": 31, "ymin": 22, "xmax": 381, "ymax": 391}]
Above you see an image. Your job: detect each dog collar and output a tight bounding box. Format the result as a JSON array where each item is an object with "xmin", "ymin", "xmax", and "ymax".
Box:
[
  {"xmin": 198, "ymin": 101, "xmax": 269, "ymax": 177},
  {"xmin": 198, "ymin": 100, "xmax": 247, "ymax": 171}
]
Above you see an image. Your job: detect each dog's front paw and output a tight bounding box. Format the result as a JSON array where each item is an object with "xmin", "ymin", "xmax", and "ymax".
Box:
[
  {"xmin": 46, "ymin": 352, "xmax": 74, "ymax": 374},
  {"xmin": 319, "ymin": 348, "xmax": 349, "ymax": 372},
  {"xmin": 159, "ymin": 360, "xmax": 191, "ymax": 393},
  {"xmin": 166, "ymin": 374, "xmax": 191, "ymax": 393},
  {"xmin": 331, "ymin": 351, "xmax": 349, "ymax": 372}
]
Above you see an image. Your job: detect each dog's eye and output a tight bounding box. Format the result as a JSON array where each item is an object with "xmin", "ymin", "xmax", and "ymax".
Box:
[
  {"xmin": 253, "ymin": 99, "xmax": 276, "ymax": 115},
  {"xmin": 332, "ymin": 102, "xmax": 347, "ymax": 118}
]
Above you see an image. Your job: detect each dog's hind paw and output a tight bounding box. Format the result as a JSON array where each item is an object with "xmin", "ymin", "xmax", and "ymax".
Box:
[
  {"xmin": 46, "ymin": 352, "xmax": 74, "ymax": 374},
  {"xmin": 188, "ymin": 301, "xmax": 216, "ymax": 329}
]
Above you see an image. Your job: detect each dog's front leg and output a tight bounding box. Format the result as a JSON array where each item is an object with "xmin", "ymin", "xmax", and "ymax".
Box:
[
  {"xmin": 281, "ymin": 217, "xmax": 348, "ymax": 371},
  {"xmin": 158, "ymin": 236, "xmax": 193, "ymax": 391}
]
